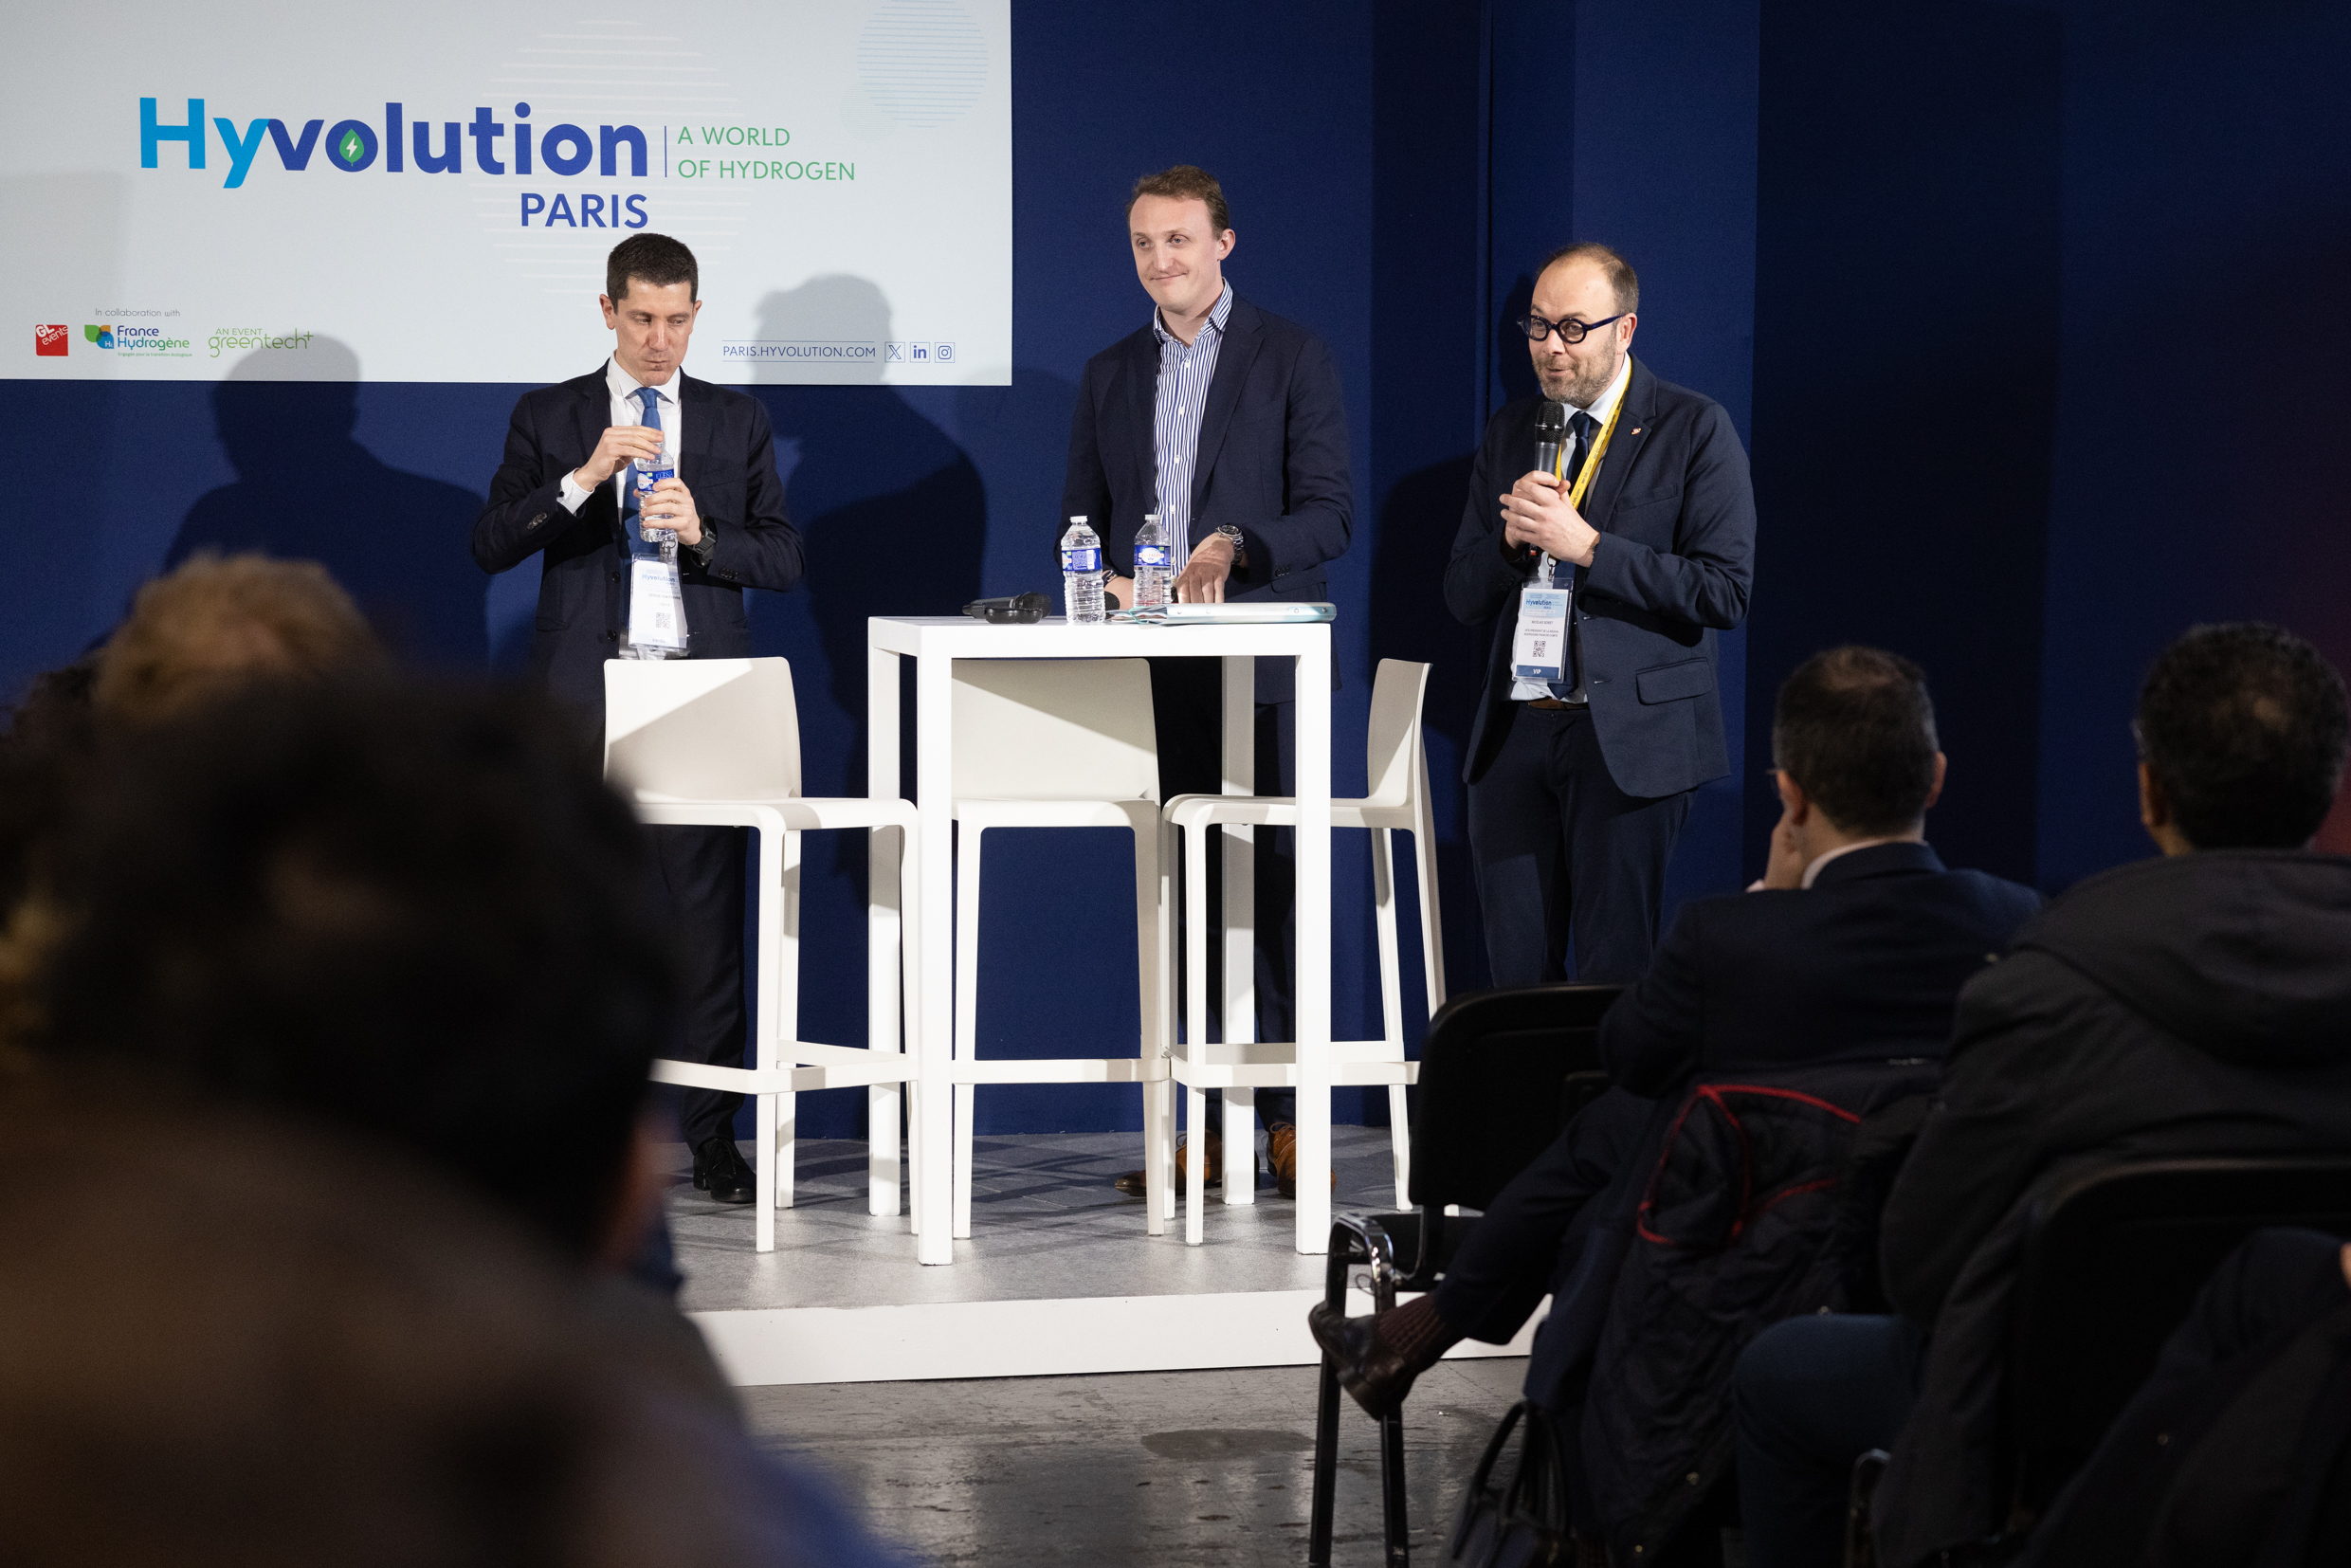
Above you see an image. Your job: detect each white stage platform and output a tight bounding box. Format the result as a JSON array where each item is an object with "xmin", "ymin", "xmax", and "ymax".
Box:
[{"xmin": 665, "ymin": 1128, "xmax": 1540, "ymax": 1386}]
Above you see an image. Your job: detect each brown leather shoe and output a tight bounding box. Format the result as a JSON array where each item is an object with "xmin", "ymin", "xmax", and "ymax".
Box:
[
  {"xmin": 1307, "ymin": 1303, "xmax": 1423, "ymax": 1419},
  {"xmin": 1266, "ymin": 1122, "xmax": 1335, "ymax": 1199},
  {"xmin": 1113, "ymin": 1129, "xmax": 1221, "ymax": 1197}
]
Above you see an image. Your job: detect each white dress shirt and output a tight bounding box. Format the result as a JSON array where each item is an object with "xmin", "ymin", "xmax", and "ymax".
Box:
[
  {"xmin": 1511, "ymin": 353, "xmax": 1631, "ymax": 702},
  {"xmin": 559, "ymin": 358, "xmax": 682, "ymax": 517}
]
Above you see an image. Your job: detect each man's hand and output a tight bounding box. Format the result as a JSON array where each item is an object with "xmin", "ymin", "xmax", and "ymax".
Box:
[
  {"xmin": 574, "ymin": 424, "xmax": 665, "ymax": 489},
  {"xmin": 1175, "ymin": 534, "xmax": 1236, "ymax": 605},
  {"xmin": 638, "ymin": 477, "xmax": 702, "ymax": 548},
  {"xmin": 1501, "ymin": 470, "xmax": 1601, "ymax": 568},
  {"xmin": 1760, "ymin": 807, "xmax": 1809, "ymax": 890},
  {"xmin": 1103, "ymin": 574, "xmax": 1135, "ymax": 611}
]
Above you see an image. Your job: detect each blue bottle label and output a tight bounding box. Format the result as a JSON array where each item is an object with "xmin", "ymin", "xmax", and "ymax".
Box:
[
  {"xmin": 1135, "ymin": 544, "xmax": 1172, "ymax": 569},
  {"xmin": 1061, "ymin": 547, "xmax": 1102, "ymax": 573}
]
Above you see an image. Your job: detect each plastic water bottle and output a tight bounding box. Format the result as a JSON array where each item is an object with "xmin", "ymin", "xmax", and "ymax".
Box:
[
  {"xmin": 1133, "ymin": 513, "xmax": 1174, "ymax": 609},
  {"xmin": 1060, "ymin": 516, "xmax": 1104, "ymax": 623},
  {"xmin": 634, "ymin": 442, "xmax": 678, "ymax": 546}
]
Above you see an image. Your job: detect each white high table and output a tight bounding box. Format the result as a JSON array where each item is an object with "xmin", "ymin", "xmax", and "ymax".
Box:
[{"xmin": 867, "ymin": 614, "xmax": 1338, "ymax": 1265}]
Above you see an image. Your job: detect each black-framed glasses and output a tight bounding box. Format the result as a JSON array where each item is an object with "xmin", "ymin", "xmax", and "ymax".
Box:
[{"xmin": 1518, "ymin": 311, "xmax": 1628, "ymax": 344}]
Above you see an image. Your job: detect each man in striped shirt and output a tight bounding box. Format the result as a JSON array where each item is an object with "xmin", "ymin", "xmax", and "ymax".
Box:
[{"xmin": 1062, "ymin": 164, "xmax": 1355, "ymax": 1199}]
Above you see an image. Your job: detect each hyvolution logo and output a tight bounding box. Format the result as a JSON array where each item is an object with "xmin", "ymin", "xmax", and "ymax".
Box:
[
  {"xmin": 139, "ymin": 96, "xmax": 657, "ymax": 231},
  {"xmin": 34, "ymin": 325, "xmax": 68, "ymax": 356}
]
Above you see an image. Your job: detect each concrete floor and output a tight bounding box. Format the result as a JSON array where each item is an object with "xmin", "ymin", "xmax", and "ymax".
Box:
[{"xmin": 743, "ymin": 1357, "xmax": 1529, "ymax": 1566}]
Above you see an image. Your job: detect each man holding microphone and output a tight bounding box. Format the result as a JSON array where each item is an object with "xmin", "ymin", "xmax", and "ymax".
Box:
[{"xmin": 1446, "ymin": 243, "xmax": 1756, "ymax": 985}]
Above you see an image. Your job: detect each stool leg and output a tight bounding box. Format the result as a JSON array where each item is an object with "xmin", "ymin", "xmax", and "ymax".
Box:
[
  {"xmin": 1186, "ymin": 1085, "xmax": 1209, "ymax": 1245},
  {"xmin": 953, "ymin": 822, "xmax": 982, "ymax": 1242},
  {"xmin": 954, "ymin": 1083, "xmax": 975, "ymax": 1240},
  {"xmin": 755, "ymin": 1091, "xmax": 776, "ymax": 1254},
  {"xmin": 1225, "ymin": 1086, "xmax": 1256, "ymax": 1207},
  {"xmin": 776, "ymin": 829, "xmax": 802, "ymax": 1211},
  {"xmin": 906, "ymin": 1081, "xmax": 923, "ymax": 1238},
  {"xmin": 1143, "ymin": 1076, "xmax": 1168, "ymax": 1237}
]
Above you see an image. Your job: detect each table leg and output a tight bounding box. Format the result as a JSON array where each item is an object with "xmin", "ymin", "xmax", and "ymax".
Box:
[
  {"xmin": 1294, "ymin": 638, "xmax": 1334, "ymax": 1253},
  {"xmin": 867, "ymin": 645, "xmax": 903, "ymax": 1219},
  {"xmin": 1221, "ymin": 654, "xmax": 1257, "ymax": 1207},
  {"xmin": 914, "ymin": 650, "xmax": 957, "ymax": 1265}
]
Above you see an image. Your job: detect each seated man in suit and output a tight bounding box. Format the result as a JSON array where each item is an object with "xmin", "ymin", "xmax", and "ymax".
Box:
[
  {"xmin": 472, "ymin": 232, "xmax": 805, "ymax": 1209},
  {"xmin": 1311, "ymin": 645, "xmax": 2041, "ymax": 1415},
  {"xmin": 1735, "ymin": 622, "xmax": 2351, "ymax": 1568},
  {"xmin": 1061, "ymin": 165, "xmax": 1354, "ymax": 1194}
]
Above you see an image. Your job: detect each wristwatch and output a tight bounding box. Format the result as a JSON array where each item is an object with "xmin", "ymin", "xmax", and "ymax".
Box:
[{"xmin": 1212, "ymin": 523, "xmax": 1248, "ymax": 567}]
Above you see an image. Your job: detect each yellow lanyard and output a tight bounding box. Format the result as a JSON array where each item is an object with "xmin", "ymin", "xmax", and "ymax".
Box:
[{"xmin": 1552, "ymin": 385, "xmax": 1628, "ymax": 509}]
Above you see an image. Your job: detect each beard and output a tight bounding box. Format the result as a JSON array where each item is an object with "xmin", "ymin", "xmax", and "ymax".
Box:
[{"xmin": 1540, "ymin": 339, "xmax": 1623, "ymax": 408}]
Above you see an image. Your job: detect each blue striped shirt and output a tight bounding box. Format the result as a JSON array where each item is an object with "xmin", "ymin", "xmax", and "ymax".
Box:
[{"xmin": 1150, "ymin": 281, "xmax": 1235, "ymax": 570}]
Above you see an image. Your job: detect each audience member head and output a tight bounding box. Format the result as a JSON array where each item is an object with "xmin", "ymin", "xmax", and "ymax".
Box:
[
  {"xmin": 1766, "ymin": 647, "xmax": 1947, "ymax": 882},
  {"xmin": 0, "ymin": 1083, "xmax": 789, "ymax": 1567},
  {"xmin": 8, "ymin": 681, "xmax": 672, "ymax": 1261},
  {"xmin": 2134, "ymin": 622, "xmax": 2350, "ymax": 853},
  {"xmin": 91, "ymin": 551, "xmax": 384, "ymax": 725}
]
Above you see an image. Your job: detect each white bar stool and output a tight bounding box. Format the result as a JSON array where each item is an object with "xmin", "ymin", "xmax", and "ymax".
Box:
[
  {"xmin": 948, "ymin": 657, "xmax": 1171, "ymax": 1239},
  {"xmin": 1156, "ymin": 658, "xmax": 1446, "ymax": 1244},
  {"xmin": 604, "ymin": 657, "xmax": 920, "ymax": 1253}
]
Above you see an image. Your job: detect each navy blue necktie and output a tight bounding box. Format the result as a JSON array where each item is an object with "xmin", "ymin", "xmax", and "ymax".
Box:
[
  {"xmin": 1562, "ymin": 409, "xmax": 1598, "ymax": 488},
  {"xmin": 622, "ymin": 386, "xmax": 664, "ymax": 561},
  {"xmin": 1547, "ymin": 409, "xmax": 1599, "ymax": 700}
]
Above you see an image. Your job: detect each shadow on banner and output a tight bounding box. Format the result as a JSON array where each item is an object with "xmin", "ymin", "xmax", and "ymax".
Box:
[{"xmin": 167, "ymin": 339, "xmax": 487, "ymax": 668}]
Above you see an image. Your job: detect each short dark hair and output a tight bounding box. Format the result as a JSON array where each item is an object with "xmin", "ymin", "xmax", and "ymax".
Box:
[
  {"xmin": 1540, "ymin": 242, "xmax": 1640, "ymax": 317},
  {"xmin": 1772, "ymin": 647, "xmax": 1941, "ymax": 835},
  {"xmin": 1127, "ymin": 165, "xmax": 1232, "ymax": 236},
  {"xmin": 2135, "ymin": 623, "xmax": 2350, "ymax": 849},
  {"xmin": 606, "ymin": 232, "xmax": 699, "ymax": 303},
  {"xmin": 9, "ymin": 683, "xmax": 674, "ymax": 1258}
]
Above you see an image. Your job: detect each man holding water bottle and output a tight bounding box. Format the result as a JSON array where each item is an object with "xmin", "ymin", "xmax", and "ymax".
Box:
[
  {"xmin": 1061, "ymin": 165, "xmax": 1355, "ymax": 1198},
  {"xmin": 473, "ymin": 233, "xmax": 804, "ymax": 1210}
]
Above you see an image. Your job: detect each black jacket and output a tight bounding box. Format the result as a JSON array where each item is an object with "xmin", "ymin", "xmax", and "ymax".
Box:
[
  {"xmin": 1873, "ymin": 850, "xmax": 2351, "ymax": 1568},
  {"xmin": 1602, "ymin": 842, "xmax": 2044, "ymax": 1096},
  {"xmin": 1444, "ymin": 356, "xmax": 1756, "ymax": 797},
  {"xmin": 1530, "ymin": 846, "xmax": 2038, "ymax": 1556},
  {"xmin": 1060, "ymin": 291, "xmax": 1352, "ymax": 703},
  {"xmin": 471, "ymin": 366, "xmax": 804, "ymax": 713}
]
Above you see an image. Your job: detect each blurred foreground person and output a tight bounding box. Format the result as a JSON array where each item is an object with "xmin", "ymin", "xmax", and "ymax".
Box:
[
  {"xmin": 0, "ymin": 1080, "xmax": 880, "ymax": 1568},
  {"xmin": 0, "ymin": 682, "xmax": 910, "ymax": 1564},
  {"xmin": 91, "ymin": 550, "xmax": 386, "ymax": 723},
  {"xmin": 0, "ymin": 551, "xmax": 383, "ymax": 927}
]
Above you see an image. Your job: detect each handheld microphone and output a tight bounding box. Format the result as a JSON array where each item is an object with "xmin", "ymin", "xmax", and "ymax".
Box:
[{"xmin": 1534, "ymin": 399, "xmax": 1570, "ymax": 479}]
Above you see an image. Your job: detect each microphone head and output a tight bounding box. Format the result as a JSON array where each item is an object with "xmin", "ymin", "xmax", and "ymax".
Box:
[{"xmin": 1536, "ymin": 400, "xmax": 1569, "ymax": 440}]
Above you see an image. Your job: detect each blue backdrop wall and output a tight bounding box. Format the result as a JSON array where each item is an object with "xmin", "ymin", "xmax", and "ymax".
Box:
[{"xmin": 11, "ymin": 1, "xmax": 2351, "ymax": 1138}]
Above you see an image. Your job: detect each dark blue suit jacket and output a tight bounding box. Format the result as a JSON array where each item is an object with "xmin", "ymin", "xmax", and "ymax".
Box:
[
  {"xmin": 1060, "ymin": 291, "xmax": 1352, "ymax": 702},
  {"xmin": 1445, "ymin": 356, "xmax": 1756, "ymax": 797},
  {"xmin": 471, "ymin": 365, "xmax": 804, "ymax": 713},
  {"xmin": 1599, "ymin": 842, "xmax": 2044, "ymax": 1096}
]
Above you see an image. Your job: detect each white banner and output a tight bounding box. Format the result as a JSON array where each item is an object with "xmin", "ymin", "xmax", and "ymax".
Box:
[{"xmin": 3, "ymin": 0, "xmax": 1010, "ymax": 384}]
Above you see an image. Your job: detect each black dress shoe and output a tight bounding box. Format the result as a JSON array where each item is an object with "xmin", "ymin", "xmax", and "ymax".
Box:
[
  {"xmin": 1308, "ymin": 1303, "xmax": 1423, "ymax": 1419},
  {"xmin": 693, "ymin": 1136, "xmax": 757, "ymax": 1206}
]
